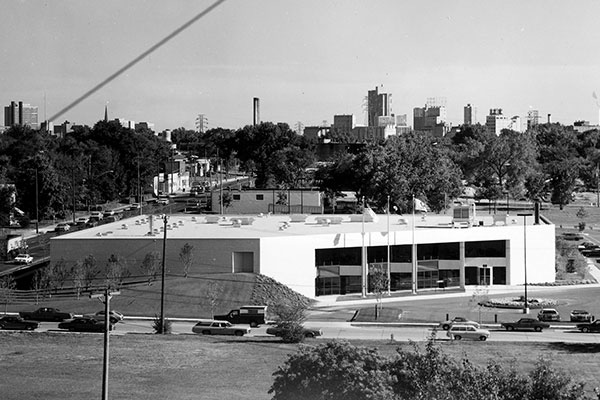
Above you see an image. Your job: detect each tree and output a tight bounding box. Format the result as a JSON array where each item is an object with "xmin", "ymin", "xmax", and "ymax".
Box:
[
  {"xmin": 0, "ymin": 275, "xmax": 16, "ymax": 313},
  {"xmin": 369, "ymin": 264, "xmax": 389, "ymax": 318},
  {"xmin": 30, "ymin": 268, "xmax": 50, "ymax": 304},
  {"xmin": 140, "ymin": 251, "xmax": 161, "ymax": 285},
  {"xmin": 81, "ymin": 254, "xmax": 99, "ymax": 290},
  {"xmin": 105, "ymin": 254, "xmax": 130, "ymax": 290},
  {"xmin": 269, "ymin": 341, "xmax": 396, "ymax": 400},
  {"xmin": 269, "ymin": 300, "xmax": 309, "ymax": 343},
  {"xmin": 205, "ymin": 280, "xmax": 223, "ymax": 318},
  {"xmin": 179, "ymin": 243, "xmax": 194, "ymax": 278},
  {"xmin": 70, "ymin": 260, "xmax": 86, "ymax": 299}
]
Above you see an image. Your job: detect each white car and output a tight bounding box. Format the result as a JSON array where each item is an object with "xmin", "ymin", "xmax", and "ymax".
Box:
[
  {"xmin": 446, "ymin": 325, "xmax": 490, "ymax": 341},
  {"xmin": 90, "ymin": 211, "xmax": 104, "ymax": 220},
  {"xmin": 14, "ymin": 254, "xmax": 33, "ymax": 264},
  {"xmin": 84, "ymin": 310, "xmax": 124, "ymax": 323},
  {"xmin": 439, "ymin": 316, "xmax": 480, "ymax": 330},
  {"xmin": 127, "ymin": 203, "xmax": 141, "ymax": 210},
  {"xmin": 75, "ymin": 217, "xmax": 89, "ymax": 225}
]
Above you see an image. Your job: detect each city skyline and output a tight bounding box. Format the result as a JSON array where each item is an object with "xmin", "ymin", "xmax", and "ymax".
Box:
[{"xmin": 2, "ymin": 1, "xmax": 600, "ymax": 132}]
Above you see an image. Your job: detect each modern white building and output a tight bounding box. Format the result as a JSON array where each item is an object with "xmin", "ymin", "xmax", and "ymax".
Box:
[{"xmin": 50, "ymin": 209, "xmax": 555, "ymax": 299}]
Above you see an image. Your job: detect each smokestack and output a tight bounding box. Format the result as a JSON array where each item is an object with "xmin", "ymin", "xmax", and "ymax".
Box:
[
  {"xmin": 547, "ymin": 114, "xmax": 551, "ymax": 123},
  {"xmin": 253, "ymin": 97, "xmax": 260, "ymax": 126}
]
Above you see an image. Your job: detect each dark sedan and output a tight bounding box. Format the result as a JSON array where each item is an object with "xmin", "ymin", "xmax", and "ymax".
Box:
[
  {"xmin": 576, "ymin": 320, "xmax": 600, "ymax": 333},
  {"xmin": 501, "ymin": 318, "xmax": 550, "ymax": 332},
  {"xmin": 0, "ymin": 315, "xmax": 39, "ymax": 330},
  {"xmin": 266, "ymin": 326, "xmax": 323, "ymax": 338},
  {"xmin": 58, "ymin": 318, "xmax": 113, "ymax": 333}
]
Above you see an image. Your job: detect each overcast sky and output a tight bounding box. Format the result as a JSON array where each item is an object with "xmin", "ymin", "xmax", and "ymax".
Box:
[{"xmin": 3, "ymin": 0, "xmax": 600, "ymax": 132}]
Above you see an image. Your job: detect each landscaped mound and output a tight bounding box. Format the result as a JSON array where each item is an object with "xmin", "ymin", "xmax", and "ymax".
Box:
[
  {"xmin": 478, "ymin": 296, "xmax": 560, "ymax": 309},
  {"xmin": 250, "ymin": 274, "xmax": 313, "ymax": 311}
]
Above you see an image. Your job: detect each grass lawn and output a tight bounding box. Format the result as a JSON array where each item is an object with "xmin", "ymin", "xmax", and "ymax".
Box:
[{"xmin": 2, "ymin": 332, "xmax": 600, "ymax": 400}]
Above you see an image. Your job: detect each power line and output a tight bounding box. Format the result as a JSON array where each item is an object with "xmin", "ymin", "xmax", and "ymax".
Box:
[{"xmin": 48, "ymin": 0, "xmax": 228, "ymax": 123}]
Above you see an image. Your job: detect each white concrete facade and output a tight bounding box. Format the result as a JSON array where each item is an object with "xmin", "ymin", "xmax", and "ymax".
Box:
[{"xmin": 49, "ymin": 212, "xmax": 555, "ymax": 299}]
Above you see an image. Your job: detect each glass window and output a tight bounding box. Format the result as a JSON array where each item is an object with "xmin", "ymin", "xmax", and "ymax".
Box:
[
  {"xmin": 256, "ymin": 194, "xmax": 264, "ymax": 200},
  {"xmin": 465, "ymin": 240, "xmax": 506, "ymax": 258},
  {"xmin": 233, "ymin": 194, "xmax": 241, "ymax": 200}
]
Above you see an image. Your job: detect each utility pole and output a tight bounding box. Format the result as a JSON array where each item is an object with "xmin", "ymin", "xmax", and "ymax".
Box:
[
  {"xmin": 90, "ymin": 288, "xmax": 120, "ymax": 400},
  {"xmin": 160, "ymin": 214, "xmax": 169, "ymax": 333}
]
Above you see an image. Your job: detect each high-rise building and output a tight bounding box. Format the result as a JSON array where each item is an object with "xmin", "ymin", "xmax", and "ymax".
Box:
[
  {"xmin": 464, "ymin": 104, "xmax": 477, "ymax": 125},
  {"xmin": 413, "ymin": 102, "xmax": 449, "ymax": 137},
  {"xmin": 195, "ymin": 114, "xmax": 208, "ymax": 133},
  {"xmin": 333, "ymin": 114, "xmax": 355, "ymax": 135},
  {"xmin": 527, "ymin": 109, "xmax": 540, "ymax": 130},
  {"xmin": 4, "ymin": 101, "xmax": 39, "ymax": 128},
  {"xmin": 367, "ymin": 86, "xmax": 391, "ymax": 127},
  {"xmin": 253, "ymin": 97, "xmax": 260, "ymax": 126},
  {"xmin": 486, "ymin": 108, "xmax": 510, "ymax": 135}
]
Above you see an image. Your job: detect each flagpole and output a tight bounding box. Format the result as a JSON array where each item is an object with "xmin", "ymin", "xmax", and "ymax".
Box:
[
  {"xmin": 386, "ymin": 195, "xmax": 391, "ymax": 296},
  {"xmin": 412, "ymin": 195, "xmax": 417, "ymax": 294},
  {"xmin": 361, "ymin": 197, "xmax": 367, "ymax": 298}
]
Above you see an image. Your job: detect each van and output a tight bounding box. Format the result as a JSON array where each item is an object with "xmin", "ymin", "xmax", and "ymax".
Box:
[{"xmin": 214, "ymin": 305, "xmax": 267, "ymax": 327}]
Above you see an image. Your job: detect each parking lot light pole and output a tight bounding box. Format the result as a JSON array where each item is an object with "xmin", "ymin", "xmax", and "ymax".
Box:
[{"xmin": 517, "ymin": 213, "xmax": 532, "ymax": 314}]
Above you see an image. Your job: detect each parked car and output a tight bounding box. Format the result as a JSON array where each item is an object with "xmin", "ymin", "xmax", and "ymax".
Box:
[
  {"xmin": 570, "ymin": 309, "xmax": 593, "ymax": 322},
  {"xmin": 446, "ymin": 325, "xmax": 490, "ymax": 341},
  {"xmin": 58, "ymin": 317, "xmax": 113, "ymax": 332},
  {"xmin": 191, "ymin": 319, "xmax": 250, "ymax": 336},
  {"xmin": 55, "ymin": 222, "xmax": 71, "ymax": 232},
  {"xmin": 103, "ymin": 210, "xmax": 115, "ymax": 217},
  {"xmin": 127, "ymin": 203, "xmax": 141, "ymax": 211},
  {"xmin": 439, "ymin": 316, "xmax": 480, "ymax": 331},
  {"xmin": 90, "ymin": 211, "xmax": 104, "ymax": 220},
  {"xmin": 85, "ymin": 220, "xmax": 99, "ymax": 228},
  {"xmin": 266, "ymin": 326, "xmax": 323, "ymax": 338},
  {"xmin": 75, "ymin": 217, "xmax": 89, "ymax": 226},
  {"xmin": 14, "ymin": 254, "xmax": 33, "ymax": 264},
  {"xmin": 562, "ymin": 232, "xmax": 584, "ymax": 241},
  {"xmin": 0, "ymin": 315, "xmax": 39, "ymax": 330},
  {"xmin": 158, "ymin": 197, "xmax": 170, "ymax": 205},
  {"xmin": 501, "ymin": 318, "xmax": 550, "ymax": 332},
  {"xmin": 538, "ymin": 308, "xmax": 561, "ymax": 322},
  {"xmin": 576, "ymin": 320, "xmax": 600, "ymax": 333},
  {"xmin": 84, "ymin": 310, "xmax": 124, "ymax": 323},
  {"xmin": 19, "ymin": 307, "xmax": 73, "ymax": 322}
]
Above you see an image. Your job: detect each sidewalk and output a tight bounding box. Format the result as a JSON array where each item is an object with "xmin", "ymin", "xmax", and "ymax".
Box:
[{"xmin": 312, "ymin": 282, "xmax": 600, "ymax": 309}]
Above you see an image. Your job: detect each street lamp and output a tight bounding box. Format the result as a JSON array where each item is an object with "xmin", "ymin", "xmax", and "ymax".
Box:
[{"xmin": 517, "ymin": 213, "xmax": 532, "ymax": 314}]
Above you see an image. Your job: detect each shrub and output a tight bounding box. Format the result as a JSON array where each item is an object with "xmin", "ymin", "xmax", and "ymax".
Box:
[{"xmin": 152, "ymin": 315, "xmax": 172, "ymax": 334}]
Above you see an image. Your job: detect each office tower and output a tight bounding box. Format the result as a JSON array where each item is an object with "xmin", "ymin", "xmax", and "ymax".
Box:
[
  {"xmin": 253, "ymin": 97, "xmax": 260, "ymax": 126},
  {"xmin": 367, "ymin": 86, "xmax": 391, "ymax": 127},
  {"xmin": 464, "ymin": 104, "xmax": 477, "ymax": 125},
  {"xmin": 413, "ymin": 100, "xmax": 449, "ymax": 137},
  {"xmin": 486, "ymin": 108, "xmax": 510, "ymax": 135},
  {"xmin": 527, "ymin": 109, "xmax": 540, "ymax": 130},
  {"xmin": 4, "ymin": 101, "xmax": 39, "ymax": 128}
]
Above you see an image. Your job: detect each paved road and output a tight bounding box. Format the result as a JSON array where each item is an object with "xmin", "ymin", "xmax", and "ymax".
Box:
[{"xmin": 13, "ymin": 319, "xmax": 600, "ymax": 343}]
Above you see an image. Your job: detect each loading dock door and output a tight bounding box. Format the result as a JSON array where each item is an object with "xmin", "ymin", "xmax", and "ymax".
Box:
[{"xmin": 233, "ymin": 252, "xmax": 254, "ymax": 273}]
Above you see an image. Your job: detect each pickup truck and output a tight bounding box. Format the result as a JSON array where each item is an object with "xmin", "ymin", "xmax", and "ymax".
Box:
[
  {"xmin": 501, "ymin": 318, "xmax": 550, "ymax": 332},
  {"xmin": 214, "ymin": 305, "xmax": 267, "ymax": 327},
  {"xmin": 19, "ymin": 307, "xmax": 74, "ymax": 322}
]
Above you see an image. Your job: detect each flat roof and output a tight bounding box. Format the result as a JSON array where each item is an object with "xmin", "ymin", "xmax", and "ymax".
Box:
[{"xmin": 52, "ymin": 212, "xmax": 539, "ymax": 240}]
